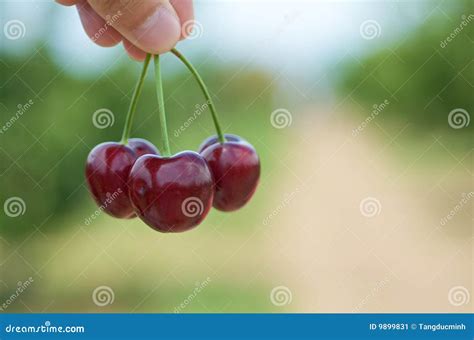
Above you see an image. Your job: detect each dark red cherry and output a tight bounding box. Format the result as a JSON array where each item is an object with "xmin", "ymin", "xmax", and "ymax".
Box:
[
  {"xmin": 85, "ymin": 139, "xmax": 159, "ymax": 218},
  {"xmin": 128, "ymin": 138, "xmax": 159, "ymax": 157},
  {"xmin": 200, "ymin": 137, "xmax": 260, "ymax": 212},
  {"xmin": 128, "ymin": 151, "xmax": 214, "ymax": 232},
  {"xmin": 198, "ymin": 134, "xmax": 243, "ymax": 153}
]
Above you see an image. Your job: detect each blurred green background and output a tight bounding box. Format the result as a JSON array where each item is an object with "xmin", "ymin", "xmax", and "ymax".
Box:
[{"xmin": 0, "ymin": 0, "xmax": 472, "ymax": 313}]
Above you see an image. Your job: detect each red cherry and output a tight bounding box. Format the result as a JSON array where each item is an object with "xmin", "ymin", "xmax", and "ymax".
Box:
[
  {"xmin": 198, "ymin": 134, "xmax": 243, "ymax": 153},
  {"xmin": 128, "ymin": 151, "xmax": 214, "ymax": 232},
  {"xmin": 128, "ymin": 138, "xmax": 159, "ymax": 157},
  {"xmin": 200, "ymin": 136, "xmax": 260, "ymax": 212},
  {"xmin": 85, "ymin": 139, "xmax": 159, "ymax": 218}
]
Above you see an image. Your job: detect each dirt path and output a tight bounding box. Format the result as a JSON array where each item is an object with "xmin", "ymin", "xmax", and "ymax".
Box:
[{"xmin": 263, "ymin": 108, "xmax": 472, "ymax": 312}]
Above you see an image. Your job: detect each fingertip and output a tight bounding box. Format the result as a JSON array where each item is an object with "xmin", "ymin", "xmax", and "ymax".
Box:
[
  {"xmin": 123, "ymin": 40, "xmax": 147, "ymax": 61},
  {"xmin": 56, "ymin": 0, "xmax": 80, "ymax": 6},
  {"xmin": 129, "ymin": 5, "xmax": 181, "ymax": 54},
  {"xmin": 77, "ymin": 1, "xmax": 122, "ymax": 47},
  {"xmin": 170, "ymin": 0, "xmax": 194, "ymax": 40},
  {"xmin": 86, "ymin": 0, "xmax": 182, "ymax": 54}
]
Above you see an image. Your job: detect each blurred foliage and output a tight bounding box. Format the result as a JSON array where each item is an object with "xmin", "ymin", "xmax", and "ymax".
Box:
[
  {"xmin": 335, "ymin": 0, "xmax": 472, "ymax": 144},
  {"xmin": 0, "ymin": 49, "xmax": 277, "ymax": 240}
]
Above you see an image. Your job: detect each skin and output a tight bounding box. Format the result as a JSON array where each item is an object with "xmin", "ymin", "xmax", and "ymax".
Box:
[{"xmin": 56, "ymin": 0, "xmax": 194, "ymax": 60}]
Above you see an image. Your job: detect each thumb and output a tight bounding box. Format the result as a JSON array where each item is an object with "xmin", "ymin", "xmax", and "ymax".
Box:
[{"xmin": 87, "ymin": 0, "xmax": 181, "ymax": 54}]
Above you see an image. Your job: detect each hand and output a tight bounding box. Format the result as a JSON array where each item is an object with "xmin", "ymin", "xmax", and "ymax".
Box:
[{"xmin": 56, "ymin": 0, "xmax": 194, "ymax": 60}]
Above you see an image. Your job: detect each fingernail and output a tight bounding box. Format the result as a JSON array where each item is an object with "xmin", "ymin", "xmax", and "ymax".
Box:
[{"xmin": 132, "ymin": 5, "xmax": 181, "ymax": 54}]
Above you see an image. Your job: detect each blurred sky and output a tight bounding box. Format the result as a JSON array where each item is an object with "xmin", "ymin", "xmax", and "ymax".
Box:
[{"xmin": 1, "ymin": 0, "xmax": 439, "ymax": 84}]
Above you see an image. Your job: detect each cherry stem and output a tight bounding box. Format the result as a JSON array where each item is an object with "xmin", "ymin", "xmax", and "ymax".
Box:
[
  {"xmin": 170, "ymin": 48, "xmax": 225, "ymax": 143},
  {"xmin": 154, "ymin": 54, "xmax": 171, "ymax": 157},
  {"xmin": 121, "ymin": 54, "xmax": 151, "ymax": 144}
]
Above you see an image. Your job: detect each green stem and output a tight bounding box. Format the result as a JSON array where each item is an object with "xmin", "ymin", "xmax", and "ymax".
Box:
[
  {"xmin": 121, "ymin": 54, "xmax": 151, "ymax": 144},
  {"xmin": 170, "ymin": 48, "xmax": 225, "ymax": 143},
  {"xmin": 153, "ymin": 54, "xmax": 171, "ymax": 157}
]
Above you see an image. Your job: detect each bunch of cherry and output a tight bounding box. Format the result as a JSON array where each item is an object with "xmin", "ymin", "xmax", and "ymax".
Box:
[{"xmin": 85, "ymin": 49, "xmax": 260, "ymax": 233}]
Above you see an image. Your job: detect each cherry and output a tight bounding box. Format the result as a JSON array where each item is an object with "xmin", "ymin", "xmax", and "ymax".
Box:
[
  {"xmin": 127, "ymin": 138, "xmax": 160, "ymax": 157},
  {"xmin": 200, "ymin": 135, "xmax": 260, "ymax": 212},
  {"xmin": 128, "ymin": 151, "xmax": 214, "ymax": 232},
  {"xmin": 198, "ymin": 134, "xmax": 243, "ymax": 153},
  {"xmin": 169, "ymin": 51, "xmax": 260, "ymax": 212},
  {"xmin": 85, "ymin": 138, "xmax": 159, "ymax": 218}
]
